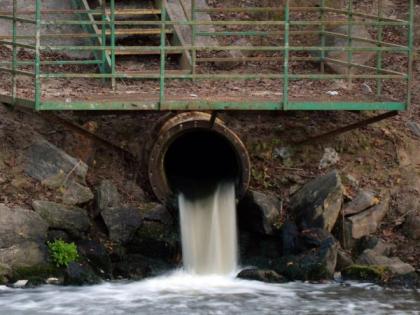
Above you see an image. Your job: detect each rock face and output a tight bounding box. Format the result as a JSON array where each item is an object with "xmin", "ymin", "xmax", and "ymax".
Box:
[
  {"xmin": 238, "ymin": 190, "xmax": 282, "ymax": 235},
  {"xmin": 96, "ymin": 180, "xmax": 121, "ymax": 213},
  {"xmin": 32, "ymin": 200, "xmax": 90, "ymax": 238},
  {"xmin": 0, "ymin": 205, "xmax": 48, "ymax": 268},
  {"xmin": 237, "ymin": 268, "xmax": 287, "ymax": 283},
  {"xmin": 356, "ymin": 249, "xmax": 415, "ymax": 276},
  {"xmin": 289, "ymin": 170, "xmax": 343, "ymax": 232},
  {"xmin": 340, "ymin": 194, "xmax": 390, "ymax": 248},
  {"xmin": 101, "ymin": 207, "xmax": 142, "ymax": 243},
  {"xmin": 325, "ymin": 25, "xmax": 376, "ymax": 75},
  {"xmin": 404, "ymin": 213, "xmax": 420, "ymax": 240}
]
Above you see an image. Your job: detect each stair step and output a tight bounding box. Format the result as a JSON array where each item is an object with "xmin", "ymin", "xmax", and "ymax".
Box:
[
  {"xmin": 98, "ymin": 28, "xmax": 173, "ymax": 36},
  {"xmin": 101, "ymin": 9, "xmax": 161, "ymax": 16}
]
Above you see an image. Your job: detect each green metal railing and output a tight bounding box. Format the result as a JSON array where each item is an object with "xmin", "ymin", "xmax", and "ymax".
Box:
[{"xmin": 0, "ymin": 0, "xmax": 415, "ymax": 111}]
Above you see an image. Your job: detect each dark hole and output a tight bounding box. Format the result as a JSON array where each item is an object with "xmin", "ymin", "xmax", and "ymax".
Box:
[{"xmin": 164, "ymin": 129, "xmax": 239, "ymax": 200}]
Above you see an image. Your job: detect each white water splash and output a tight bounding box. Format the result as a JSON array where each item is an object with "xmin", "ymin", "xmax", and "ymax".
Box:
[{"xmin": 178, "ymin": 182, "xmax": 238, "ymax": 275}]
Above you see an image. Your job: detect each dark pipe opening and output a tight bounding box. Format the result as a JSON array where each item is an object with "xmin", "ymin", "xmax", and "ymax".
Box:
[{"xmin": 164, "ymin": 129, "xmax": 239, "ymax": 199}]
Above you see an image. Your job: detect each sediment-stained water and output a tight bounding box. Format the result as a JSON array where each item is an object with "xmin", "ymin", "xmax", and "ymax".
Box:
[
  {"xmin": 0, "ymin": 273, "xmax": 419, "ymax": 315},
  {"xmin": 179, "ymin": 182, "xmax": 237, "ymax": 275}
]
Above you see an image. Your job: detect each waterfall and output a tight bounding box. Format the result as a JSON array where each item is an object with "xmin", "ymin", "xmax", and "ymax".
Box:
[{"xmin": 178, "ymin": 182, "xmax": 238, "ymax": 275}]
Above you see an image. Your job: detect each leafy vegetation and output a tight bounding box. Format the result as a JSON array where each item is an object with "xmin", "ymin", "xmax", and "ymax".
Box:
[{"xmin": 47, "ymin": 240, "xmax": 79, "ymax": 267}]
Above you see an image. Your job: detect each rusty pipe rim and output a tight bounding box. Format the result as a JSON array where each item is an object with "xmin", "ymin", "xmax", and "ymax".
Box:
[{"xmin": 148, "ymin": 112, "xmax": 251, "ymax": 205}]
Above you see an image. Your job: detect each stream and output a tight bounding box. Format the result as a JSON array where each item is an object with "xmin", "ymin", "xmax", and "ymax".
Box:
[{"xmin": 0, "ymin": 271, "xmax": 419, "ymax": 315}]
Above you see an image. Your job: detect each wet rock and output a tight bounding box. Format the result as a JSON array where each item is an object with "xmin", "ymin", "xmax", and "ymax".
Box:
[
  {"xmin": 342, "ymin": 193, "xmax": 390, "ymax": 244},
  {"xmin": 128, "ymin": 222, "xmax": 179, "ymax": 261},
  {"xmin": 289, "ymin": 170, "xmax": 343, "ymax": 232},
  {"xmin": 101, "ymin": 207, "xmax": 142, "ymax": 243},
  {"xmin": 238, "ymin": 190, "xmax": 282, "ymax": 235},
  {"xmin": 77, "ymin": 240, "xmax": 112, "ymax": 279},
  {"xmin": 342, "ymin": 190, "xmax": 379, "ymax": 216},
  {"xmin": 324, "ymin": 25, "xmax": 376, "ymax": 75},
  {"xmin": 25, "ymin": 137, "xmax": 88, "ymax": 188},
  {"xmin": 356, "ymin": 250, "xmax": 415, "ymax": 276},
  {"xmin": 96, "ymin": 180, "xmax": 120, "ymax": 213},
  {"xmin": 281, "ymin": 221, "xmax": 304, "ymax": 255},
  {"xmin": 10, "ymin": 280, "xmax": 29, "ymax": 288},
  {"xmin": 336, "ymin": 249, "xmax": 354, "ymax": 272},
  {"xmin": 112, "ymin": 255, "xmax": 153, "ymax": 280},
  {"xmin": 319, "ymin": 148, "xmax": 340, "ymax": 169},
  {"xmin": 300, "ymin": 228, "xmax": 337, "ymax": 252},
  {"xmin": 275, "ymin": 233, "xmax": 338, "ymax": 281},
  {"xmin": 237, "ymin": 269, "xmax": 287, "ymax": 283},
  {"xmin": 62, "ymin": 181, "xmax": 94, "ymax": 206},
  {"xmin": 32, "ymin": 200, "xmax": 90, "ymax": 238},
  {"xmin": 407, "ymin": 121, "xmax": 420, "ymax": 138},
  {"xmin": 64, "ymin": 262, "xmax": 101, "ymax": 286},
  {"xmin": 47, "ymin": 230, "xmax": 71, "ymax": 243},
  {"xmin": 404, "ymin": 213, "xmax": 420, "ymax": 240}
]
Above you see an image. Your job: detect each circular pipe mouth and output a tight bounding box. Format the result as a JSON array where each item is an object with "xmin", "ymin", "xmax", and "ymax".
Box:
[{"xmin": 148, "ymin": 112, "xmax": 250, "ymax": 205}]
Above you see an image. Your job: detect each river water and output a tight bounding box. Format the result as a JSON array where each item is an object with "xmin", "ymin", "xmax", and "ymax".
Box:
[{"xmin": 0, "ymin": 272, "xmax": 419, "ymax": 315}]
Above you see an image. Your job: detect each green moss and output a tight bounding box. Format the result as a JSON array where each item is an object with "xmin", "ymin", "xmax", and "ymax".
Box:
[
  {"xmin": 11, "ymin": 264, "xmax": 62, "ymax": 283},
  {"xmin": 342, "ymin": 265, "xmax": 390, "ymax": 282}
]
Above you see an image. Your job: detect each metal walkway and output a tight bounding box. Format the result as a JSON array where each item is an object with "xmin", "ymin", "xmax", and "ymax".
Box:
[{"xmin": 0, "ymin": 0, "xmax": 415, "ymax": 111}]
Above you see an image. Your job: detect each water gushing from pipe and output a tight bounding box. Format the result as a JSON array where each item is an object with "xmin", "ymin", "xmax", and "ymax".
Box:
[{"xmin": 178, "ymin": 182, "xmax": 238, "ymax": 275}]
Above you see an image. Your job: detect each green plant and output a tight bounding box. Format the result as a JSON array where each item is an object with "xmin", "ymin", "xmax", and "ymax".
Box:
[{"xmin": 47, "ymin": 240, "xmax": 79, "ymax": 267}]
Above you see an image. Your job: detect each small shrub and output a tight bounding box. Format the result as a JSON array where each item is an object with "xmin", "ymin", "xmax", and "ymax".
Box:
[{"xmin": 47, "ymin": 240, "xmax": 79, "ymax": 267}]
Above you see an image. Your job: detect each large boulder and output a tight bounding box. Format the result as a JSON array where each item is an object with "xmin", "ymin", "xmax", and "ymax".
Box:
[
  {"xmin": 340, "ymin": 193, "xmax": 390, "ymax": 249},
  {"xmin": 101, "ymin": 207, "xmax": 142, "ymax": 243},
  {"xmin": 77, "ymin": 240, "xmax": 112, "ymax": 279},
  {"xmin": 274, "ymin": 230, "xmax": 338, "ymax": 281},
  {"xmin": 342, "ymin": 190, "xmax": 379, "ymax": 216},
  {"xmin": 238, "ymin": 190, "xmax": 282, "ymax": 235},
  {"xmin": 0, "ymin": 205, "xmax": 48, "ymax": 269},
  {"xmin": 64, "ymin": 262, "xmax": 101, "ymax": 286},
  {"xmin": 25, "ymin": 137, "xmax": 88, "ymax": 187},
  {"xmin": 32, "ymin": 200, "xmax": 90, "ymax": 238},
  {"xmin": 356, "ymin": 250, "xmax": 415, "ymax": 276},
  {"xmin": 96, "ymin": 180, "xmax": 121, "ymax": 214},
  {"xmin": 0, "ymin": 204, "xmax": 48, "ymax": 248},
  {"xmin": 357, "ymin": 236, "xmax": 396, "ymax": 257},
  {"xmin": 281, "ymin": 221, "xmax": 305, "ymax": 255},
  {"xmin": 289, "ymin": 170, "xmax": 343, "ymax": 232}
]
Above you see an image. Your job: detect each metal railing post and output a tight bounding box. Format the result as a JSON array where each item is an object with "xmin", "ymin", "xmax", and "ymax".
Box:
[
  {"xmin": 191, "ymin": 0, "xmax": 196, "ymax": 78},
  {"xmin": 406, "ymin": 0, "xmax": 414, "ymax": 108},
  {"xmin": 35, "ymin": 0, "xmax": 41, "ymax": 110},
  {"xmin": 160, "ymin": 0, "xmax": 167, "ymax": 107},
  {"xmin": 110, "ymin": 0, "xmax": 116, "ymax": 90},
  {"xmin": 12, "ymin": 0, "xmax": 17, "ymax": 105},
  {"xmin": 283, "ymin": 0, "xmax": 290, "ymax": 110}
]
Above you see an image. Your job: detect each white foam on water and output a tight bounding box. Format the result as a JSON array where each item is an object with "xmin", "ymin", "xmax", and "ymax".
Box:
[{"xmin": 178, "ymin": 182, "xmax": 238, "ymax": 275}]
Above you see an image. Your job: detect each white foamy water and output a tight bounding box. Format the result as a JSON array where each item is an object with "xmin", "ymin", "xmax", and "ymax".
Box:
[
  {"xmin": 0, "ymin": 273, "xmax": 419, "ymax": 315},
  {"xmin": 179, "ymin": 182, "xmax": 237, "ymax": 275}
]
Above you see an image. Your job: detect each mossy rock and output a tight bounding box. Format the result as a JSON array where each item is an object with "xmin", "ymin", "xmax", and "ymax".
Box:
[
  {"xmin": 11, "ymin": 264, "xmax": 62, "ymax": 285},
  {"xmin": 342, "ymin": 264, "xmax": 390, "ymax": 282}
]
